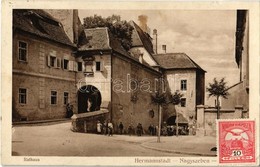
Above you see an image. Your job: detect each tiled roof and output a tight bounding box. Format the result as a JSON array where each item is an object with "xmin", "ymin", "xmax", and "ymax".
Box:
[
  {"xmin": 153, "ymin": 53, "xmax": 205, "ymax": 72},
  {"xmin": 129, "ymin": 21, "xmax": 154, "ymax": 55},
  {"xmin": 13, "ymin": 9, "xmax": 75, "ymax": 47},
  {"xmin": 78, "ymin": 28, "xmax": 111, "ymax": 51},
  {"xmin": 78, "ymin": 27, "xmax": 160, "ymax": 74},
  {"xmin": 78, "ymin": 27, "xmax": 131, "ymax": 57}
]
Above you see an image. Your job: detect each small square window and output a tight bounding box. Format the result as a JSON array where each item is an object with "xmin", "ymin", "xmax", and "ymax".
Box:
[
  {"xmin": 181, "ymin": 80, "xmax": 187, "ymax": 91},
  {"xmin": 18, "ymin": 41, "xmax": 27, "ymax": 61},
  {"xmin": 19, "ymin": 88, "xmax": 27, "ymax": 104},
  {"xmin": 64, "ymin": 92, "xmax": 69, "ymax": 105},
  {"xmin": 63, "ymin": 59, "xmax": 69, "ymax": 70},
  {"xmin": 180, "ymin": 98, "xmax": 186, "ymax": 107},
  {"xmin": 96, "ymin": 62, "xmax": 101, "ymax": 71},
  {"xmin": 51, "ymin": 91, "xmax": 57, "ymax": 105}
]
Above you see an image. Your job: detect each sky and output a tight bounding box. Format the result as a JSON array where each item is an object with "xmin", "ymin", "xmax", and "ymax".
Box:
[{"xmin": 78, "ymin": 10, "xmax": 240, "ymax": 105}]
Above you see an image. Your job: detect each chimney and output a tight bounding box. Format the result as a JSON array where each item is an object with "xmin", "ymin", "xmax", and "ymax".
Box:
[
  {"xmin": 152, "ymin": 29, "xmax": 158, "ymax": 54},
  {"xmin": 138, "ymin": 15, "xmax": 150, "ymax": 34},
  {"xmin": 45, "ymin": 9, "xmax": 78, "ymax": 44},
  {"xmin": 162, "ymin": 45, "xmax": 166, "ymax": 53},
  {"xmin": 73, "ymin": 10, "xmax": 79, "ymax": 44}
]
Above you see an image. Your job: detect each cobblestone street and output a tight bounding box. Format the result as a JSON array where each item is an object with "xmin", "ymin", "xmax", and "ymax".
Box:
[{"xmin": 12, "ymin": 122, "xmax": 197, "ymax": 156}]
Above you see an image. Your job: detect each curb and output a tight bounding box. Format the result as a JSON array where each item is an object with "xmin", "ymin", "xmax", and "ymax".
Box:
[
  {"xmin": 12, "ymin": 118, "xmax": 71, "ymax": 126},
  {"xmin": 140, "ymin": 142, "xmax": 217, "ymax": 157}
]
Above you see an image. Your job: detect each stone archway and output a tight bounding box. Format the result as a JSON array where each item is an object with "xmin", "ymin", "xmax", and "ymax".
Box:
[{"xmin": 77, "ymin": 85, "xmax": 102, "ymax": 113}]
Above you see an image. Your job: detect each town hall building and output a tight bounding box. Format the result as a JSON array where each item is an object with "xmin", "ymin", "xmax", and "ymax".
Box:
[{"xmin": 12, "ymin": 9, "xmax": 206, "ymax": 134}]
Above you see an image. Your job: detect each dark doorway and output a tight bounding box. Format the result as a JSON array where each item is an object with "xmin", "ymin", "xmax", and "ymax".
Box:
[
  {"xmin": 167, "ymin": 116, "xmax": 176, "ymax": 125},
  {"xmin": 78, "ymin": 85, "xmax": 102, "ymax": 113}
]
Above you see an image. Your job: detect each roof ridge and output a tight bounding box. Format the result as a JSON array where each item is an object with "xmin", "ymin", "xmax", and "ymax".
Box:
[
  {"xmin": 152, "ymin": 52, "xmax": 206, "ymax": 72},
  {"xmin": 29, "ymin": 10, "xmax": 61, "ymax": 25},
  {"xmin": 84, "ymin": 27, "xmax": 108, "ymax": 30},
  {"xmin": 130, "ymin": 21, "xmax": 143, "ymax": 46},
  {"xmin": 184, "ymin": 53, "xmax": 205, "ymax": 72},
  {"xmin": 154, "ymin": 52, "xmax": 186, "ymax": 56},
  {"xmin": 105, "ymin": 28, "xmax": 112, "ymax": 50},
  {"xmin": 13, "ymin": 9, "xmax": 75, "ymax": 47}
]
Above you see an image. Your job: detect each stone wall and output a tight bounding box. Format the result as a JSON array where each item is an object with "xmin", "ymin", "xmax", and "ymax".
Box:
[
  {"xmin": 111, "ymin": 53, "xmax": 160, "ymax": 134},
  {"xmin": 71, "ymin": 110, "xmax": 109, "ymax": 133},
  {"xmin": 196, "ymin": 105, "xmax": 248, "ymax": 136},
  {"xmin": 221, "ymin": 82, "xmax": 249, "ymax": 111}
]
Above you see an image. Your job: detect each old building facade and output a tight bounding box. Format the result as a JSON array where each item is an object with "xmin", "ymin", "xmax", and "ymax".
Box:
[
  {"xmin": 76, "ymin": 27, "xmax": 161, "ymax": 133},
  {"xmin": 153, "ymin": 53, "xmax": 205, "ymax": 126},
  {"xmin": 12, "ymin": 9, "xmax": 79, "ymax": 121},
  {"xmin": 12, "ymin": 9, "xmax": 206, "ymax": 134},
  {"xmin": 221, "ymin": 10, "xmax": 249, "ymax": 111}
]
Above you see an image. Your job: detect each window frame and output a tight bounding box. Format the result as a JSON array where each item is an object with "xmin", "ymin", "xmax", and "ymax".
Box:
[
  {"xmin": 180, "ymin": 98, "xmax": 186, "ymax": 107},
  {"xmin": 50, "ymin": 90, "xmax": 58, "ymax": 105},
  {"xmin": 63, "ymin": 59, "xmax": 69, "ymax": 70},
  {"xmin": 63, "ymin": 92, "xmax": 69, "ymax": 105},
  {"xmin": 96, "ymin": 61, "xmax": 101, "ymax": 71},
  {"xmin": 77, "ymin": 62, "xmax": 82, "ymax": 72},
  {"xmin": 18, "ymin": 41, "xmax": 28, "ymax": 62},
  {"xmin": 180, "ymin": 79, "xmax": 187, "ymax": 91},
  {"xmin": 50, "ymin": 56, "xmax": 56, "ymax": 67},
  {"xmin": 18, "ymin": 88, "xmax": 27, "ymax": 104}
]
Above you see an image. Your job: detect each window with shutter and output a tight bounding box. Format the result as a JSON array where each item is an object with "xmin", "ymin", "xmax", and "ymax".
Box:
[
  {"xmin": 68, "ymin": 61, "xmax": 74, "ymax": 71},
  {"xmin": 63, "ymin": 59, "xmax": 69, "ymax": 70},
  {"xmin": 74, "ymin": 61, "xmax": 78, "ymax": 72},
  {"xmin": 47, "ymin": 55, "xmax": 51, "ymax": 67},
  {"xmin": 61, "ymin": 58, "xmax": 64, "ymax": 69},
  {"xmin": 57, "ymin": 58, "xmax": 61, "ymax": 68},
  {"xmin": 100, "ymin": 60, "xmax": 104, "ymax": 71},
  {"xmin": 50, "ymin": 56, "xmax": 56, "ymax": 67}
]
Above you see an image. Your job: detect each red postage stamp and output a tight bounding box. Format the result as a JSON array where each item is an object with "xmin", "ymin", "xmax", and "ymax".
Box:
[{"xmin": 218, "ymin": 120, "xmax": 255, "ymax": 164}]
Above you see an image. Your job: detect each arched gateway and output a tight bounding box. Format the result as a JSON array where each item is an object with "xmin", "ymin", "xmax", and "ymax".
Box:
[{"xmin": 77, "ymin": 85, "xmax": 102, "ymax": 113}]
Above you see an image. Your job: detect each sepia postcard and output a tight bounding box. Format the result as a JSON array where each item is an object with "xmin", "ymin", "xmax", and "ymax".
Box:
[{"xmin": 1, "ymin": 0, "xmax": 259, "ymax": 166}]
